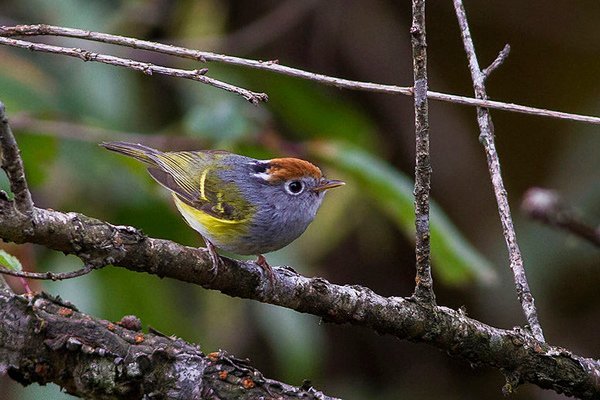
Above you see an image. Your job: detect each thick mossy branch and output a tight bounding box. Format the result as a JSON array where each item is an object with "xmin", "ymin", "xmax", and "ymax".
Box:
[
  {"xmin": 0, "ymin": 203, "xmax": 599, "ymax": 398},
  {"xmin": 0, "ymin": 287, "xmax": 337, "ymax": 399}
]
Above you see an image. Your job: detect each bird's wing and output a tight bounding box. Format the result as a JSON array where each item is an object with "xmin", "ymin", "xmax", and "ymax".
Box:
[{"xmin": 147, "ymin": 152, "xmax": 254, "ymax": 222}]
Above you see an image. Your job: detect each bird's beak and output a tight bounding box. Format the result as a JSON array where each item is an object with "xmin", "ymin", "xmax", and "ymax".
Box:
[{"xmin": 313, "ymin": 179, "xmax": 345, "ymax": 192}]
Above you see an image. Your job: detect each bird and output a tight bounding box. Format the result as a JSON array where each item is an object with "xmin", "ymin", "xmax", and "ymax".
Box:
[{"xmin": 101, "ymin": 141, "xmax": 344, "ymax": 282}]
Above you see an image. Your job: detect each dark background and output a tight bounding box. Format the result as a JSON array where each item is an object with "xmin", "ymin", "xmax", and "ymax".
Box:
[{"xmin": 0, "ymin": 1, "xmax": 598, "ymax": 399}]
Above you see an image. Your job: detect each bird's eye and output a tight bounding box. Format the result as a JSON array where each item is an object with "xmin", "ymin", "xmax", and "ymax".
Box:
[{"xmin": 285, "ymin": 180, "xmax": 304, "ymax": 195}]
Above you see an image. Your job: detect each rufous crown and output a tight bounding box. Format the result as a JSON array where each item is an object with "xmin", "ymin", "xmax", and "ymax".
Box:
[{"xmin": 253, "ymin": 158, "xmax": 322, "ymax": 182}]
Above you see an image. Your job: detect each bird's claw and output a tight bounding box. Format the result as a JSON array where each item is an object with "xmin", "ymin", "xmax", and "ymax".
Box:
[
  {"xmin": 256, "ymin": 254, "xmax": 275, "ymax": 284},
  {"xmin": 205, "ymin": 239, "xmax": 221, "ymax": 277}
]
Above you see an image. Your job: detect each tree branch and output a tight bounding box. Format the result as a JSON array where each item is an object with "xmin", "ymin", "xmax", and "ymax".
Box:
[
  {"xmin": 0, "ymin": 36, "xmax": 267, "ymax": 105},
  {"xmin": 0, "ymin": 201, "xmax": 599, "ymax": 397},
  {"xmin": 482, "ymin": 43, "xmax": 511, "ymax": 80},
  {"xmin": 453, "ymin": 0, "xmax": 545, "ymax": 342},
  {"xmin": 0, "ymin": 198, "xmax": 600, "ymax": 399},
  {"xmin": 410, "ymin": 0, "xmax": 434, "ymax": 303},
  {"xmin": 1, "ymin": 24, "xmax": 599, "ymax": 125},
  {"xmin": 522, "ymin": 187, "xmax": 600, "ymax": 247},
  {"xmin": 0, "ymin": 286, "xmax": 337, "ymax": 399},
  {"xmin": 0, "ymin": 263, "xmax": 100, "ymax": 281},
  {"xmin": 0, "ymin": 103, "xmax": 33, "ymax": 215}
]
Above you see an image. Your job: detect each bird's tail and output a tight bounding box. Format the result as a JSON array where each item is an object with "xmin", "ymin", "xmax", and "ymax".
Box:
[{"xmin": 100, "ymin": 141, "xmax": 162, "ymax": 165}]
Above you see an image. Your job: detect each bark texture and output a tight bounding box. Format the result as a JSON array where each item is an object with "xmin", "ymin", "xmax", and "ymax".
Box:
[
  {"xmin": 410, "ymin": 0, "xmax": 435, "ymax": 304},
  {"xmin": 0, "ymin": 285, "xmax": 336, "ymax": 399}
]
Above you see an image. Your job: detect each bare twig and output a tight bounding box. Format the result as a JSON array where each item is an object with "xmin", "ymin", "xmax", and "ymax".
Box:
[
  {"xmin": 0, "ymin": 36, "xmax": 268, "ymax": 105},
  {"xmin": 482, "ymin": 44, "xmax": 511, "ymax": 80},
  {"xmin": 453, "ymin": 0, "xmax": 545, "ymax": 342},
  {"xmin": 410, "ymin": 0, "xmax": 434, "ymax": 303},
  {"xmin": 0, "ymin": 263, "xmax": 99, "ymax": 281},
  {"xmin": 0, "ymin": 102, "xmax": 33, "ymax": 215},
  {"xmin": 1, "ymin": 24, "xmax": 599, "ymax": 124},
  {"xmin": 522, "ymin": 188, "xmax": 600, "ymax": 247},
  {"xmin": 426, "ymin": 91, "xmax": 600, "ymax": 124}
]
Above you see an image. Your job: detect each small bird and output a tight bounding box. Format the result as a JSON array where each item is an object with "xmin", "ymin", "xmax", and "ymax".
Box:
[{"xmin": 101, "ymin": 141, "xmax": 344, "ymax": 281}]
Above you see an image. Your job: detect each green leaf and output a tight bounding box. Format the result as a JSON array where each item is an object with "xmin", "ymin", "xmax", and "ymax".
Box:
[
  {"xmin": 312, "ymin": 142, "xmax": 497, "ymax": 285},
  {"xmin": 0, "ymin": 249, "xmax": 23, "ymax": 272}
]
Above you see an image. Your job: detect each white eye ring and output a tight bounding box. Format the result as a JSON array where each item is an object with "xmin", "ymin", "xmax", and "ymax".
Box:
[{"xmin": 285, "ymin": 180, "xmax": 304, "ymax": 195}]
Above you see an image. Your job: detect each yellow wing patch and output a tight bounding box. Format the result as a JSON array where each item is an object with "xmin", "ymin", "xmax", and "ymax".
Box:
[{"xmin": 199, "ymin": 167, "xmax": 210, "ymax": 201}]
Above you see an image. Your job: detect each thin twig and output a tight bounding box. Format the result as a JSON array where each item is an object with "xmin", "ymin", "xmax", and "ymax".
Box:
[
  {"xmin": 453, "ymin": 0, "xmax": 545, "ymax": 342},
  {"xmin": 425, "ymin": 91, "xmax": 599, "ymax": 124},
  {"xmin": 522, "ymin": 188, "xmax": 600, "ymax": 247},
  {"xmin": 0, "ymin": 263, "xmax": 99, "ymax": 281},
  {"xmin": 0, "ymin": 36, "xmax": 267, "ymax": 105},
  {"xmin": 0, "ymin": 101, "xmax": 34, "ymax": 215},
  {"xmin": 1, "ymin": 105, "xmax": 99, "ymax": 285},
  {"xmin": 1, "ymin": 24, "xmax": 599, "ymax": 125},
  {"xmin": 482, "ymin": 44, "xmax": 511, "ymax": 80},
  {"xmin": 410, "ymin": 0, "xmax": 434, "ymax": 303}
]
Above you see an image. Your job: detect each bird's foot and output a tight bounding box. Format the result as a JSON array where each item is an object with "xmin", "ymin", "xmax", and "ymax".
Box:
[
  {"xmin": 256, "ymin": 254, "xmax": 275, "ymax": 284},
  {"xmin": 204, "ymin": 239, "xmax": 221, "ymax": 277}
]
